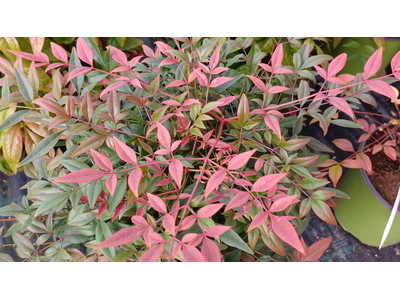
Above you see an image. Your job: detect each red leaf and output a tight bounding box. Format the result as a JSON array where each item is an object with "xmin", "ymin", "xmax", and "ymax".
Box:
[
  {"xmin": 139, "ymin": 244, "xmax": 164, "ymax": 262},
  {"xmin": 157, "ymin": 122, "xmax": 171, "ymax": 150},
  {"xmin": 356, "ymin": 153, "xmax": 372, "ymax": 174},
  {"xmin": 162, "ymin": 214, "xmax": 176, "ymax": 235},
  {"xmin": 367, "ymin": 79, "xmax": 397, "ymax": 101},
  {"xmin": 384, "ymin": 146, "xmax": 397, "ymax": 160},
  {"xmin": 225, "ymin": 191, "xmax": 250, "ymax": 212},
  {"xmin": 197, "ymin": 203, "xmax": 225, "ymax": 218},
  {"xmin": 77, "ymin": 38, "xmax": 93, "ymax": 67},
  {"xmin": 201, "ymin": 237, "xmax": 221, "ymax": 262},
  {"xmin": 209, "ymin": 77, "xmax": 234, "ymax": 88},
  {"xmin": 264, "ymin": 114, "xmax": 281, "ymax": 140},
  {"xmin": 329, "ymin": 97, "xmax": 354, "ymax": 120},
  {"xmin": 228, "ymin": 149, "xmax": 257, "ymax": 170},
  {"xmin": 328, "ymin": 53, "xmax": 347, "ymax": 77},
  {"xmin": 113, "ymin": 136, "xmax": 137, "ymax": 165},
  {"xmin": 252, "ymin": 173, "xmax": 288, "ymax": 193},
  {"xmin": 112, "ymin": 201, "xmax": 126, "ymax": 222},
  {"xmin": 128, "ymin": 167, "xmax": 142, "ymax": 198},
  {"xmin": 53, "ymin": 169, "xmax": 109, "ymax": 183},
  {"xmin": 391, "ymin": 50, "xmax": 400, "ymax": 73},
  {"xmin": 169, "ymin": 159, "xmax": 183, "ymax": 189},
  {"xmin": 328, "ymin": 165, "xmax": 342, "ymax": 188},
  {"xmin": 97, "ymin": 202, "xmax": 108, "ymax": 219},
  {"xmin": 302, "ymin": 236, "xmax": 332, "ymax": 262},
  {"xmin": 209, "ymin": 45, "xmax": 221, "ymax": 71},
  {"xmin": 131, "ymin": 215, "xmax": 148, "ymax": 226},
  {"xmin": 311, "ymin": 200, "xmax": 337, "ymax": 226},
  {"xmin": 247, "ymin": 212, "xmax": 269, "ymax": 232},
  {"xmin": 166, "ymin": 80, "xmax": 186, "ymax": 89},
  {"xmin": 246, "ymin": 75, "xmax": 267, "ymax": 93},
  {"xmin": 268, "ymin": 86, "xmax": 290, "ymax": 94},
  {"xmin": 99, "ymin": 81, "xmax": 127, "ymax": 98},
  {"xmin": 270, "ymin": 215, "xmax": 305, "ymax": 254},
  {"xmin": 271, "ymin": 43, "xmax": 283, "ymax": 71},
  {"xmin": 67, "ymin": 67, "xmax": 92, "ymax": 82},
  {"xmin": 364, "ymin": 47, "xmax": 382, "ymax": 79},
  {"xmin": 269, "ymin": 195, "xmax": 300, "ymax": 212},
  {"xmin": 147, "ymin": 193, "xmax": 167, "ymax": 214},
  {"xmin": 90, "ymin": 149, "xmax": 113, "ymax": 171},
  {"xmin": 182, "ymin": 244, "xmax": 205, "ymax": 262},
  {"xmin": 33, "ymin": 98, "xmax": 67, "ymax": 116},
  {"xmin": 332, "ymin": 138, "xmax": 354, "ymax": 152},
  {"xmin": 205, "ymin": 170, "xmax": 226, "ymax": 198},
  {"xmin": 205, "ymin": 225, "xmax": 231, "ymax": 238},
  {"xmin": 106, "ymin": 174, "xmax": 118, "ymax": 196},
  {"xmin": 179, "ymin": 216, "xmax": 197, "ymax": 231},
  {"xmin": 93, "ymin": 226, "xmax": 145, "ymax": 249}
]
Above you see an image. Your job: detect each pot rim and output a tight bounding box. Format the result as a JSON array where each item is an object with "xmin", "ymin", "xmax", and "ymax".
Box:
[{"xmin": 359, "ymin": 128, "xmax": 400, "ymax": 217}]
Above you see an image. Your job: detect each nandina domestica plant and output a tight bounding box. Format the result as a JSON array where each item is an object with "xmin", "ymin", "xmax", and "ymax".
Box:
[{"xmin": 1, "ymin": 37, "xmax": 397, "ymax": 262}]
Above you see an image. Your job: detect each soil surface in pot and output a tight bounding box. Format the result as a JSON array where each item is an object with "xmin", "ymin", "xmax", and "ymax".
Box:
[{"xmin": 365, "ymin": 128, "xmax": 400, "ymax": 209}]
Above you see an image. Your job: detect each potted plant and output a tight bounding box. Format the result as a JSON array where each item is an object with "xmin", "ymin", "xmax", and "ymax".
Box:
[{"xmin": 1, "ymin": 37, "xmax": 395, "ymax": 262}]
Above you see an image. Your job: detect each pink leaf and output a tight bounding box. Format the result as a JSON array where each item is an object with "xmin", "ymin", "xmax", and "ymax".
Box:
[
  {"xmin": 45, "ymin": 63, "xmax": 65, "ymax": 73},
  {"xmin": 108, "ymin": 45, "xmax": 128, "ymax": 66},
  {"xmin": 179, "ymin": 216, "xmax": 197, "ymax": 231},
  {"xmin": 327, "ymin": 77, "xmax": 345, "ymax": 85},
  {"xmin": 225, "ymin": 192, "xmax": 250, "ymax": 212},
  {"xmin": 228, "ymin": 149, "xmax": 257, "ymax": 170},
  {"xmin": 258, "ymin": 63, "xmax": 272, "ymax": 73},
  {"xmin": 209, "ymin": 45, "xmax": 221, "ymax": 71},
  {"xmin": 211, "ymin": 67, "xmax": 229, "ymax": 75},
  {"xmin": 329, "ymin": 97, "xmax": 354, "ymax": 120},
  {"xmin": 247, "ymin": 212, "xmax": 269, "ymax": 232},
  {"xmin": 131, "ymin": 215, "xmax": 148, "ymax": 226},
  {"xmin": 267, "ymin": 86, "xmax": 290, "ymax": 94},
  {"xmin": 113, "ymin": 136, "xmax": 137, "ymax": 165},
  {"xmin": 90, "ymin": 149, "xmax": 113, "ymax": 171},
  {"xmin": 129, "ymin": 55, "xmax": 142, "ymax": 68},
  {"xmin": 332, "ymin": 138, "xmax": 355, "ymax": 152},
  {"xmin": 302, "ymin": 236, "xmax": 332, "ymax": 262},
  {"xmin": 364, "ymin": 47, "xmax": 383, "ymax": 79},
  {"xmin": 147, "ymin": 193, "xmax": 167, "ymax": 214},
  {"xmin": 166, "ymin": 80, "xmax": 186, "ymax": 89},
  {"xmin": 50, "ymin": 42, "xmax": 69, "ymax": 64},
  {"xmin": 99, "ymin": 81, "xmax": 127, "ymax": 98},
  {"xmin": 367, "ymin": 79, "xmax": 397, "ymax": 101},
  {"xmin": 252, "ymin": 173, "xmax": 288, "ymax": 193},
  {"xmin": 270, "ymin": 215, "xmax": 305, "ymax": 254},
  {"xmin": 112, "ymin": 201, "xmax": 126, "ymax": 221},
  {"xmin": 162, "ymin": 214, "xmax": 176, "ymax": 235},
  {"xmin": 29, "ymin": 37, "xmax": 44, "ymax": 55},
  {"xmin": 340, "ymin": 159, "xmax": 363, "ymax": 169},
  {"xmin": 77, "ymin": 38, "xmax": 93, "ymax": 67},
  {"xmin": 271, "ymin": 44, "xmax": 283, "ymax": 71},
  {"xmin": 142, "ymin": 45, "xmax": 156, "ymax": 59},
  {"xmin": 154, "ymin": 41, "xmax": 173, "ymax": 57},
  {"xmin": 193, "ymin": 69, "xmax": 208, "ymax": 86},
  {"xmin": 93, "ymin": 226, "xmax": 145, "ymax": 249},
  {"xmin": 163, "ymin": 100, "xmax": 181, "ymax": 106},
  {"xmin": 205, "ymin": 170, "xmax": 226, "ymax": 198},
  {"xmin": 182, "ymin": 244, "xmax": 205, "ymax": 262},
  {"xmin": 139, "ymin": 244, "xmax": 164, "ymax": 262},
  {"xmin": 264, "ymin": 114, "xmax": 282, "ymax": 140},
  {"xmin": 8, "ymin": 50, "xmax": 47, "ymax": 63},
  {"xmin": 205, "ymin": 225, "xmax": 231, "ymax": 238},
  {"xmin": 106, "ymin": 174, "xmax": 118, "ymax": 196},
  {"xmin": 53, "ymin": 169, "xmax": 109, "ymax": 183},
  {"xmin": 97, "ymin": 202, "xmax": 108, "ymax": 219},
  {"xmin": 313, "ymin": 65, "xmax": 327, "ymax": 80},
  {"xmin": 384, "ymin": 146, "xmax": 397, "ymax": 161},
  {"xmin": 328, "ymin": 53, "xmax": 347, "ymax": 77},
  {"xmin": 201, "ymin": 237, "xmax": 221, "ymax": 262},
  {"xmin": 128, "ymin": 167, "xmax": 142, "ymax": 198},
  {"xmin": 391, "ymin": 50, "xmax": 400, "ymax": 73},
  {"xmin": 246, "ymin": 75, "xmax": 267, "ymax": 93},
  {"xmin": 169, "ymin": 159, "xmax": 183, "ymax": 189},
  {"xmin": 274, "ymin": 68, "xmax": 294, "ymax": 74},
  {"xmin": 197, "ymin": 203, "xmax": 225, "ymax": 218},
  {"xmin": 157, "ymin": 122, "xmax": 171, "ymax": 150},
  {"xmin": 67, "ymin": 67, "xmax": 92, "ymax": 82},
  {"xmin": 209, "ymin": 77, "xmax": 234, "ymax": 88},
  {"xmin": 269, "ymin": 195, "xmax": 300, "ymax": 212}
]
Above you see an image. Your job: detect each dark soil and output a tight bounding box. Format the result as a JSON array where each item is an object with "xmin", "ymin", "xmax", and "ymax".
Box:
[{"xmin": 365, "ymin": 127, "xmax": 400, "ymax": 209}]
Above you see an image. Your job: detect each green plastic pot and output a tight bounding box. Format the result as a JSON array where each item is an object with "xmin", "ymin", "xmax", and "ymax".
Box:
[
  {"xmin": 326, "ymin": 37, "xmax": 400, "ymax": 76},
  {"xmin": 335, "ymin": 151, "xmax": 400, "ymax": 247}
]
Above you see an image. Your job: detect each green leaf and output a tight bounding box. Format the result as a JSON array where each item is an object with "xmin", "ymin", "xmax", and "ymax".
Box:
[
  {"xmin": 329, "ymin": 119, "xmax": 363, "ymax": 128},
  {"xmin": 0, "ymin": 253, "xmax": 14, "ymax": 262},
  {"xmin": 15, "ymin": 214, "xmax": 49, "ymax": 233},
  {"xmin": 18, "ymin": 130, "xmax": 64, "ymax": 167},
  {"xmin": 69, "ymin": 47, "xmax": 84, "ymax": 93},
  {"xmin": 150, "ymin": 74, "xmax": 160, "ymax": 95},
  {"xmin": 290, "ymin": 164, "xmax": 312, "ymax": 178},
  {"xmin": 112, "ymin": 251, "xmax": 134, "ymax": 262},
  {"xmin": 299, "ymin": 177, "xmax": 328, "ymax": 190},
  {"xmin": 87, "ymin": 180, "xmax": 103, "ymax": 209},
  {"xmin": 11, "ymin": 232, "xmax": 35, "ymax": 252},
  {"xmin": 69, "ymin": 189, "xmax": 83, "ymax": 211},
  {"xmin": 166, "ymin": 49, "xmax": 189, "ymax": 63},
  {"xmin": 0, "ymin": 110, "xmax": 29, "ymax": 131},
  {"xmin": 71, "ymin": 135, "xmax": 105, "ymax": 157},
  {"xmin": 14, "ymin": 67, "xmax": 34, "ymax": 102},
  {"xmin": 301, "ymin": 55, "xmax": 332, "ymax": 69},
  {"xmin": 0, "ymin": 203, "xmax": 26, "ymax": 216},
  {"xmin": 220, "ymin": 228, "xmax": 253, "ymax": 254},
  {"xmin": 216, "ymin": 74, "xmax": 244, "ymax": 93},
  {"xmin": 60, "ymin": 159, "xmax": 90, "ymax": 172},
  {"xmin": 108, "ymin": 176, "xmax": 127, "ymax": 212},
  {"xmin": 2, "ymin": 76, "xmax": 9, "ymax": 106},
  {"xmin": 35, "ymin": 192, "xmax": 70, "ymax": 217},
  {"xmin": 238, "ymin": 94, "xmax": 249, "ymax": 125},
  {"xmin": 82, "ymin": 37, "xmax": 107, "ymax": 69},
  {"xmin": 68, "ymin": 212, "xmax": 97, "ymax": 227},
  {"xmin": 201, "ymin": 101, "xmax": 223, "ymax": 114},
  {"xmin": 96, "ymin": 220, "xmax": 115, "ymax": 260}
]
